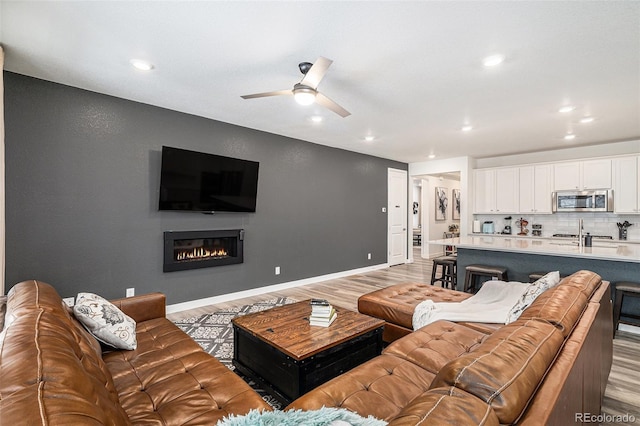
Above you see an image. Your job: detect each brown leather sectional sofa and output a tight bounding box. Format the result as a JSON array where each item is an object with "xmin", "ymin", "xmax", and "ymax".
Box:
[
  {"xmin": 1, "ymin": 271, "xmax": 613, "ymax": 425},
  {"xmin": 287, "ymin": 270, "xmax": 613, "ymax": 425},
  {"xmin": 0, "ymin": 280, "xmax": 271, "ymax": 425}
]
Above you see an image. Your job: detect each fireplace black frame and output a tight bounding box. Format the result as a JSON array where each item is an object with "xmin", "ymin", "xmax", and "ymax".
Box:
[{"xmin": 163, "ymin": 229, "xmax": 244, "ymax": 272}]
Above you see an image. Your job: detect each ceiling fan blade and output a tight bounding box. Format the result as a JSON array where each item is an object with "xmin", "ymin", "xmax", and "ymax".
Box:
[
  {"xmin": 300, "ymin": 57, "xmax": 333, "ymax": 89},
  {"xmin": 316, "ymin": 92, "xmax": 351, "ymax": 118},
  {"xmin": 241, "ymin": 89, "xmax": 292, "ymax": 99}
]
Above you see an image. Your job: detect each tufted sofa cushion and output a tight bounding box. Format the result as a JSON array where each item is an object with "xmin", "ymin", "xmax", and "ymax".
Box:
[
  {"xmin": 287, "ymin": 353, "xmax": 436, "ymax": 421},
  {"xmin": 382, "ymin": 321, "xmax": 487, "ymax": 374},
  {"xmin": 103, "ymin": 317, "xmax": 269, "ymax": 424},
  {"xmin": 430, "ymin": 318, "xmax": 564, "ymax": 424},
  {"xmin": 388, "ymin": 386, "xmax": 500, "ymax": 426},
  {"xmin": 358, "ymin": 283, "xmax": 471, "ymax": 330}
]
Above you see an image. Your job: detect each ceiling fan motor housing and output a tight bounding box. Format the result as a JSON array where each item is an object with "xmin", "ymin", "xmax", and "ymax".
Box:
[{"xmin": 298, "ymin": 62, "xmax": 313, "ymax": 75}]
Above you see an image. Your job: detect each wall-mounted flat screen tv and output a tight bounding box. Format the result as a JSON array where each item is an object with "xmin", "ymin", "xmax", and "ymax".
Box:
[{"xmin": 159, "ymin": 146, "xmax": 259, "ymax": 213}]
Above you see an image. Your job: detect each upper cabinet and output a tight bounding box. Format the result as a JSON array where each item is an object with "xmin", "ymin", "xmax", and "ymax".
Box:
[
  {"xmin": 614, "ymin": 156, "xmax": 640, "ymax": 214},
  {"xmin": 553, "ymin": 159, "xmax": 612, "ymax": 191},
  {"xmin": 474, "ymin": 156, "xmax": 629, "ymax": 216},
  {"xmin": 473, "ymin": 168, "xmax": 518, "ymax": 214},
  {"xmin": 519, "ymin": 165, "xmax": 552, "ymax": 214}
]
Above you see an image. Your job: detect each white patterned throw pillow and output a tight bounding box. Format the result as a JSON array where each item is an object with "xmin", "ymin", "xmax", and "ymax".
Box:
[
  {"xmin": 506, "ymin": 271, "xmax": 561, "ymax": 323},
  {"xmin": 73, "ymin": 292, "xmax": 137, "ymax": 350}
]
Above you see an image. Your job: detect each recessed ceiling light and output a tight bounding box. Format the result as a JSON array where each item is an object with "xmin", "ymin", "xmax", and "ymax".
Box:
[
  {"xmin": 130, "ymin": 59, "xmax": 154, "ymax": 71},
  {"xmin": 564, "ymin": 133, "xmax": 576, "ymax": 140},
  {"xmin": 482, "ymin": 54, "xmax": 505, "ymax": 67},
  {"xmin": 558, "ymin": 105, "xmax": 575, "ymax": 113},
  {"xmin": 428, "ymin": 154, "xmax": 436, "ymax": 159},
  {"xmin": 579, "ymin": 116, "xmax": 595, "ymax": 124},
  {"xmin": 461, "ymin": 125, "xmax": 473, "ymax": 132},
  {"xmin": 364, "ymin": 136, "xmax": 375, "ymax": 142},
  {"xmin": 310, "ymin": 116, "xmax": 324, "ymax": 123}
]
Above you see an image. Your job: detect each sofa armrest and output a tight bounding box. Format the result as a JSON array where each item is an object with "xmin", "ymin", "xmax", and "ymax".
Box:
[{"xmin": 110, "ymin": 292, "xmax": 166, "ymax": 323}]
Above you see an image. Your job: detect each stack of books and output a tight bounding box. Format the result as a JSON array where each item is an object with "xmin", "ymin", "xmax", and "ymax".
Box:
[{"xmin": 309, "ymin": 299, "xmax": 337, "ymax": 327}]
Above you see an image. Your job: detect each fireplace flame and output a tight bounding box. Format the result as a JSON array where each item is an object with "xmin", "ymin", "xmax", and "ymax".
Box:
[{"xmin": 176, "ymin": 247, "xmax": 229, "ymax": 261}]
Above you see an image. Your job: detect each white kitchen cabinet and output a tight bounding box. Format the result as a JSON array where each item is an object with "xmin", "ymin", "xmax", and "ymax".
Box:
[
  {"xmin": 473, "ymin": 169, "xmax": 495, "ymax": 214},
  {"xmin": 553, "ymin": 159, "xmax": 611, "ymax": 191},
  {"xmin": 553, "ymin": 162, "xmax": 581, "ymax": 190},
  {"xmin": 473, "ymin": 168, "xmax": 518, "ymax": 214},
  {"xmin": 519, "ymin": 165, "xmax": 552, "ymax": 214},
  {"xmin": 614, "ymin": 156, "xmax": 640, "ymax": 214},
  {"xmin": 495, "ymin": 168, "xmax": 519, "ymax": 213},
  {"xmin": 582, "ymin": 159, "xmax": 612, "ymax": 189}
]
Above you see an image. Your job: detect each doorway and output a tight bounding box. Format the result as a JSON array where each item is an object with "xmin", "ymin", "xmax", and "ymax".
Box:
[{"xmin": 415, "ymin": 173, "xmax": 461, "ymax": 259}]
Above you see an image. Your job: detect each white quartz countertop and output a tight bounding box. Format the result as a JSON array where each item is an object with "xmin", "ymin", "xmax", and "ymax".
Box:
[{"xmin": 429, "ymin": 236, "xmax": 640, "ymax": 263}]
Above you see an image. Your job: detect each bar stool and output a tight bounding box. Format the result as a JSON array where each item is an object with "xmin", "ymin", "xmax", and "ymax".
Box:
[
  {"xmin": 431, "ymin": 256, "xmax": 457, "ymax": 289},
  {"xmin": 464, "ymin": 264, "xmax": 508, "ymax": 293},
  {"xmin": 613, "ymin": 282, "xmax": 640, "ymax": 334}
]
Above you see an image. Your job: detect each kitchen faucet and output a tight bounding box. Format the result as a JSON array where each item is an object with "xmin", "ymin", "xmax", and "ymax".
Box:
[{"xmin": 578, "ymin": 218, "xmax": 584, "ymax": 247}]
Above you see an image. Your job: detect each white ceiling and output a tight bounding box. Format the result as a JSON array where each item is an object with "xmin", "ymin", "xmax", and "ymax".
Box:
[{"xmin": 1, "ymin": 1, "xmax": 639, "ymax": 163}]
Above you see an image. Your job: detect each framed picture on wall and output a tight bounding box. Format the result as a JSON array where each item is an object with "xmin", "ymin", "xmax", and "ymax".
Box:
[
  {"xmin": 435, "ymin": 187, "xmax": 447, "ymax": 221},
  {"xmin": 452, "ymin": 189, "xmax": 461, "ymax": 220}
]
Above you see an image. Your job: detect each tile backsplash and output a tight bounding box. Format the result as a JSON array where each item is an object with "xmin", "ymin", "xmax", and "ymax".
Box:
[{"xmin": 474, "ymin": 213, "xmax": 640, "ymax": 241}]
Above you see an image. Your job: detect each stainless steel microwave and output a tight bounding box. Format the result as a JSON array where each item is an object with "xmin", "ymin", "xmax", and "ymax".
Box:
[{"xmin": 552, "ymin": 190, "xmax": 614, "ymax": 212}]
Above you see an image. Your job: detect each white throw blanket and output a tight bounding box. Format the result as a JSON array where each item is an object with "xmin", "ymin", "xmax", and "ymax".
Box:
[{"xmin": 412, "ymin": 280, "xmax": 531, "ymax": 330}]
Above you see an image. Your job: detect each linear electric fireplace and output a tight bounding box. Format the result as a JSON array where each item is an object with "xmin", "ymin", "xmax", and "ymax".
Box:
[{"xmin": 163, "ymin": 229, "xmax": 244, "ymax": 272}]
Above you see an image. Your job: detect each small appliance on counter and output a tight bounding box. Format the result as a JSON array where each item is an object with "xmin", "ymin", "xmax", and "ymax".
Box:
[
  {"xmin": 473, "ymin": 220, "xmax": 482, "ymax": 233},
  {"xmin": 502, "ymin": 216, "xmax": 512, "ymax": 235},
  {"xmin": 617, "ymin": 221, "xmax": 633, "ymax": 240},
  {"xmin": 482, "ymin": 221, "xmax": 495, "ymax": 234},
  {"xmin": 532, "ymin": 224, "xmax": 542, "ymax": 237}
]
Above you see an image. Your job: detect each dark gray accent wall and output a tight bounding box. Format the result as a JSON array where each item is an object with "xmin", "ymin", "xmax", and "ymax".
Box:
[{"xmin": 4, "ymin": 72, "xmax": 407, "ymax": 303}]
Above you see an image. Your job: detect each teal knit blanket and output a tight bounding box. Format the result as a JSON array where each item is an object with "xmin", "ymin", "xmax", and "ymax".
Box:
[{"xmin": 217, "ymin": 408, "xmax": 388, "ymax": 426}]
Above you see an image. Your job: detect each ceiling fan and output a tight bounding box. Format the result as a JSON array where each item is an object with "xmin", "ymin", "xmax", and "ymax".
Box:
[{"xmin": 241, "ymin": 57, "xmax": 351, "ymax": 118}]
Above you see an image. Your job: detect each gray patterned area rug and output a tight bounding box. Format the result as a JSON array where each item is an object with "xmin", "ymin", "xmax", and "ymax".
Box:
[{"xmin": 172, "ymin": 297, "xmax": 297, "ymax": 410}]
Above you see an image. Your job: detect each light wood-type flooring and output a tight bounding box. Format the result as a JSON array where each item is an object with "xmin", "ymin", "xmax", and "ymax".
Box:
[{"xmin": 167, "ymin": 248, "xmax": 640, "ymax": 424}]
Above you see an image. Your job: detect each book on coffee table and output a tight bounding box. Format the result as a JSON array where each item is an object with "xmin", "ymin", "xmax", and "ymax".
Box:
[{"xmin": 310, "ymin": 300, "xmax": 337, "ymax": 327}]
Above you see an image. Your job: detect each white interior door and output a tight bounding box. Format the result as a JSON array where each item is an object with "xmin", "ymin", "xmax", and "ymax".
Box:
[
  {"xmin": 420, "ymin": 178, "xmax": 430, "ymax": 259},
  {"xmin": 388, "ymin": 168, "xmax": 408, "ymax": 266}
]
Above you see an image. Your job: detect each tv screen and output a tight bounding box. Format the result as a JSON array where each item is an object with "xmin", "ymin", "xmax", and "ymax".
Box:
[{"xmin": 159, "ymin": 146, "xmax": 259, "ymax": 213}]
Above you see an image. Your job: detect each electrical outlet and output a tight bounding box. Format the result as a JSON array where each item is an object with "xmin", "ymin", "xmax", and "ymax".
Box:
[
  {"xmin": 275, "ymin": 266, "xmax": 281, "ymax": 275},
  {"xmin": 126, "ymin": 288, "xmax": 135, "ymax": 297},
  {"xmin": 63, "ymin": 297, "xmax": 75, "ymax": 307},
  {"xmin": 367, "ymin": 253, "xmax": 372, "ymax": 260}
]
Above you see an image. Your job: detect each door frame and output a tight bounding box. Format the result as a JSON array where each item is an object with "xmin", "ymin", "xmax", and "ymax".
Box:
[{"xmin": 387, "ymin": 168, "xmax": 408, "ymax": 265}]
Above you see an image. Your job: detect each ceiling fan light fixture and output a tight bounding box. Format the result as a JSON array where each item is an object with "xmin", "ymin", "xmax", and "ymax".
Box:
[{"xmin": 293, "ymin": 84, "xmax": 317, "ymax": 106}]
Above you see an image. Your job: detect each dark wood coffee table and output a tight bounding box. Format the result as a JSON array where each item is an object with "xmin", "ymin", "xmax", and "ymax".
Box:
[{"xmin": 232, "ymin": 300, "xmax": 384, "ymax": 404}]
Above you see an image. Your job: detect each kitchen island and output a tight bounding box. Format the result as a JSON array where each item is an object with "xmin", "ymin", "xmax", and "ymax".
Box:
[{"xmin": 430, "ymin": 235, "xmax": 640, "ymax": 327}]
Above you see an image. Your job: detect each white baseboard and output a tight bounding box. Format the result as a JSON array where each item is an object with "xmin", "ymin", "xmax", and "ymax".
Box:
[
  {"xmin": 166, "ymin": 263, "xmax": 390, "ymax": 314},
  {"xmin": 618, "ymin": 323, "xmax": 640, "ymax": 336}
]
